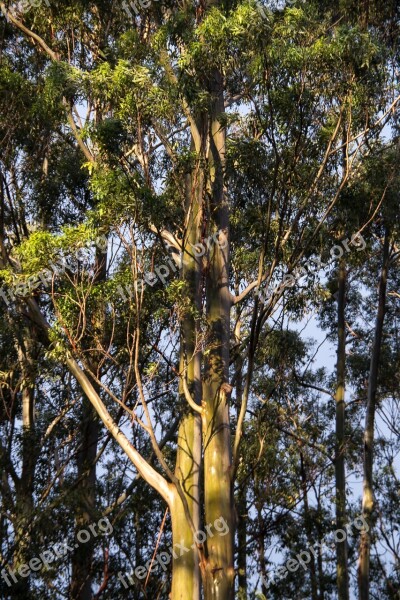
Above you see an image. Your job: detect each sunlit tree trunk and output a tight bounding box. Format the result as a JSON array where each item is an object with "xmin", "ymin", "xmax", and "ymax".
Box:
[
  {"xmin": 170, "ymin": 421, "xmax": 201, "ymax": 600},
  {"xmin": 202, "ymin": 66, "xmax": 235, "ymax": 600},
  {"xmin": 170, "ymin": 166, "xmax": 203, "ymax": 600}
]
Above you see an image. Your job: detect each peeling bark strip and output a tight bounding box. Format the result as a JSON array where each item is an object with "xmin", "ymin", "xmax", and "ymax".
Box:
[{"xmin": 358, "ymin": 230, "xmax": 390, "ymax": 600}]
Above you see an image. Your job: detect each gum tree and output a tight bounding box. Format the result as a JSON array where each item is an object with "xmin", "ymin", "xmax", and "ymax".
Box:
[{"xmin": 0, "ymin": 1, "xmax": 399, "ymax": 599}]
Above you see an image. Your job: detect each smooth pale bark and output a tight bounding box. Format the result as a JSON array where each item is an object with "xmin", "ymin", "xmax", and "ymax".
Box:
[
  {"xmin": 171, "ymin": 169, "xmax": 203, "ymax": 600},
  {"xmin": 171, "ymin": 416, "xmax": 201, "ymax": 600},
  {"xmin": 202, "ymin": 66, "xmax": 235, "ymax": 600},
  {"xmin": 358, "ymin": 231, "xmax": 390, "ymax": 600},
  {"xmin": 58, "ymin": 321, "xmax": 201, "ymax": 600},
  {"xmin": 64, "ymin": 353, "xmax": 173, "ymax": 501},
  {"xmin": 335, "ymin": 259, "xmax": 349, "ymax": 600}
]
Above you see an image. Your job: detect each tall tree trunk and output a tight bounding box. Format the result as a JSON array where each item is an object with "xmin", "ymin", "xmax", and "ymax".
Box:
[
  {"xmin": 70, "ymin": 400, "xmax": 99, "ymax": 600},
  {"xmin": 236, "ymin": 380, "xmax": 247, "ymax": 596},
  {"xmin": 202, "ymin": 66, "xmax": 235, "ymax": 600},
  {"xmin": 170, "ymin": 416, "xmax": 201, "ymax": 600},
  {"xmin": 236, "ymin": 487, "xmax": 247, "ymax": 600},
  {"xmin": 257, "ymin": 504, "xmax": 268, "ymax": 598},
  {"xmin": 358, "ymin": 230, "xmax": 390, "ymax": 600},
  {"xmin": 300, "ymin": 451, "xmax": 318, "ymax": 600},
  {"xmin": 14, "ymin": 332, "xmax": 37, "ymax": 600},
  {"xmin": 170, "ymin": 167, "xmax": 202, "ymax": 600},
  {"xmin": 335, "ymin": 258, "xmax": 349, "ymax": 600},
  {"xmin": 315, "ymin": 488, "xmax": 325, "ymax": 600},
  {"xmin": 234, "ymin": 317, "xmax": 247, "ymax": 600}
]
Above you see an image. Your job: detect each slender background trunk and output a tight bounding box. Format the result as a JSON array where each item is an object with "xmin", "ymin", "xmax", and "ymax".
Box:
[
  {"xmin": 300, "ymin": 451, "xmax": 318, "ymax": 600},
  {"xmin": 14, "ymin": 332, "xmax": 37, "ymax": 600},
  {"xmin": 71, "ymin": 247, "xmax": 105, "ymax": 600},
  {"xmin": 335, "ymin": 258, "xmax": 349, "ymax": 600},
  {"xmin": 234, "ymin": 320, "xmax": 247, "ymax": 600},
  {"xmin": 358, "ymin": 230, "xmax": 390, "ymax": 600}
]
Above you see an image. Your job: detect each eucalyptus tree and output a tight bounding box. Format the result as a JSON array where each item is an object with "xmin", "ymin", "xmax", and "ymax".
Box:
[{"xmin": 0, "ymin": 1, "xmax": 399, "ymax": 599}]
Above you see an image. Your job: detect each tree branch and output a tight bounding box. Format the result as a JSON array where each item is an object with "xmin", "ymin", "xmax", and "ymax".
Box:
[{"xmin": 24, "ymin": 298, "xmax": 173, "ymax": 506}]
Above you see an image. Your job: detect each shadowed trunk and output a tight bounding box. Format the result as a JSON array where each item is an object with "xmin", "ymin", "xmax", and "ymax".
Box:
[
  {"xmin": 13, "ymin": 332, "xmax": 38, "ymax": 600},
  {"xmin": 70, "ymin": 399, "xmax": 99, "ymax": 600},
  {"xmin": 235, "ymin": 340, "xmax": 247, "ymax": 600},
  {"xmin": 358, "ymin": 230, "xmax": 390, "ymax": 600},
  {"xmin": 71, "ymin": 247, "xmax": 106, "ymax": 600},
  {"xmin": 335, "ymin": 258, "xmax": 349, "ymax": 600},
  {"xmin": 300, "ymin": 451, "xmax": 318, "ymax": 600}
]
